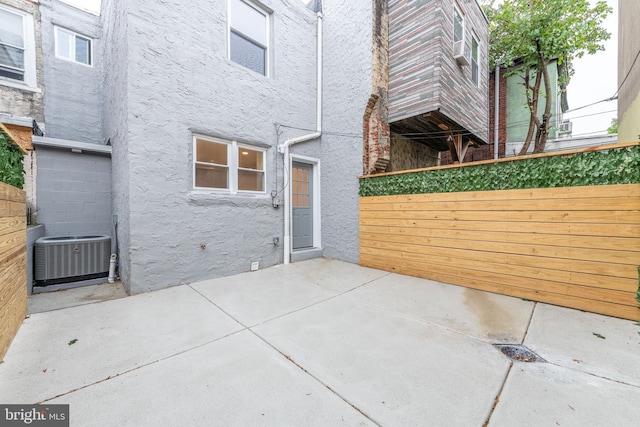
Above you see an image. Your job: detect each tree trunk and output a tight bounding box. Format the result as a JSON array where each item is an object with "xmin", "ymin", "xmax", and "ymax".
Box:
[
  {"xmin": 533, "ymin": 51, "xmax": 552, "ymax": 153},
  {"xmin": 518, "ymin": 67, "xmax": 542, "ymax": 156}
]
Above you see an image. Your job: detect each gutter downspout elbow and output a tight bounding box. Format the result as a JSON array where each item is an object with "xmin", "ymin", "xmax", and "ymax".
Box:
[{"xmin": 280, "ymin": 11, "xmax": 323, "ymax": 265}]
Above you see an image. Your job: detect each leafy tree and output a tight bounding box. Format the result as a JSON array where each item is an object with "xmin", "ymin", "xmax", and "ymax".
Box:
[
  {"xmin": 606, "ymin": 118, "xmax": 618, "ymax": 134},
  {"xmin": 0, "ymin": 131, "xmax": 25, "ymax": 189},
  {"xmin": 483, "ymin": 0, "xmax": 611, "ymax": 155}
]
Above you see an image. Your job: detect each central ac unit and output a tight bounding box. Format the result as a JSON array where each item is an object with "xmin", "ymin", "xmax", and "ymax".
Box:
[{"xmin": 453, "ymin": 40, "xmax": 469, "ymax": 66}]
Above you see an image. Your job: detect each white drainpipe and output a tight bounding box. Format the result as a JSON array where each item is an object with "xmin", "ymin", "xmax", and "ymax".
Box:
[{"xmin": 278, "ymin": 11, "xmax": 323, "ymax": 265}]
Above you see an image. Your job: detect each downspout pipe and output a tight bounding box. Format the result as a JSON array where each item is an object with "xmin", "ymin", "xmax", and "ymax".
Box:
[
  {"xmin": 494, "ymin": 65, "xmax": 500, "ymax": 159},
  {"xmin": 278, "ymin": 11, "xmax": 323, "ymax": 265}
]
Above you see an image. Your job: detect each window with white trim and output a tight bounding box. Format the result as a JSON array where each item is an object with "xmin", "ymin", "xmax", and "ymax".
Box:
[
  {"xmin": 55, "ymin": 26, "xmax": 92, "ymax": 66},
  {"xmin": 194, "ymin": 136, "xmax": 266, "ymax": 193},
  {"xmin": 0, "ymin": 5, "xmax": 36, "ymax": 87},
  {"xmin": 228, "ymin": 0, "xmax": 269, "ymax": 76},
  {"xmin": 471, "ymin": 36, "xmax": 479, "ymax": 86},
  {"xmin": 453, "ymin": 5, "xmax": 464, "ymax": 47}
]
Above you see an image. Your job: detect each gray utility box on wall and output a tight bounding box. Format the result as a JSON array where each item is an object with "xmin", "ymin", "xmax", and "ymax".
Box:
[{"xmin": 34, "ymin": 235, "xmax": 111, "ymax": 287}]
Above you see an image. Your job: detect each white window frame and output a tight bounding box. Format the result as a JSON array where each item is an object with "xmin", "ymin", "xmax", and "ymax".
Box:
[
  {"xmin": 471, "ymin": 34, "xmax": 479, "ymax": 86},
  {"xmin": 227, "ymin": 0, "xmax": 270, "ymax": 76},
  {"xmin": 0, "ymin": 4, "xmax": 38, "ymax": 91},
  {"xmin": 54, "ymin": 26, "xmax": 93, "ymax": 66},
  {"xmin": 193, "ymin": 135, "xmax": 266, "ymax": 194}
]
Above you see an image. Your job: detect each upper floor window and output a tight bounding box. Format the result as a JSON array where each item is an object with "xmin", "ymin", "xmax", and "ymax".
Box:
[
  {"xmin": 0, "ymin": 5, "xmax": 36, "ymax": 88},
  {"xmin": 471, "ymin": 36, "xmax": 479, "ymax": 86},
  {"xmin": 55, "ymin": 26, "xmax": 92, "ymax": 66},
  {"xmin": 194, "ymin": 135, "xmax": 266, "ymax": 193},
  {"xmin": 228, "ymin": 0, "xmax": 269, "ymax": 76},
  {"xmin": 453, "ymin": 5, "xmax": 464, "ymax": 46}
]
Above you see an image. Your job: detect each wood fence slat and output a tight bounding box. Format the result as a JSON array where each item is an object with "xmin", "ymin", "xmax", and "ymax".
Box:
[
  {"xmin": 360, "ymin": 240, "xmax": 639, "ymax": 279},
  {"xmin": 360, "ymin": 237, "xmax": 639, "ymax": 267},
  {"xmin": 359, "ymin": 246, "xmax": 635, "ymax": 292},
  {"xmin": 359, "ymin": 183, "xmax": 640, "ymax": 203},
  {"xmin": 360, "ymin": 255, "xmax": 640, "ymax": 321},
  {"xmin": 360, "ymin": 209, "xmax": 640, "ymax": 224},
  {"xmin": 360, "ymin": 253, "xmax": 636, "ymax": 306},
  {"xmin": 360, "ymin": 218, "xmax": 640, "ymax": 238},
  {"xmin": 361, "ymin": 197, "xmax": 640, "ymax": 212},
  {"xmin": 360, "ymin": 226, "xmax": 640, "ymax": 252},
  {"xmin": 359, "ymin": 184, "xmax": 640, "ymax": 320},
  {"xmin": 0, "ymin": 217, "xmax": 26, "ymax": 237},
  {"xmin": 0, "ymin": 182, "xmax": 27, "ymax": 361}
]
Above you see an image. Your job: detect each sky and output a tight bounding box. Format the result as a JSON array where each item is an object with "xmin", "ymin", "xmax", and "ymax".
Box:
[
  {"xmin": 562, "ymin": 0, "xmax": 618, "ymax": 137},
  {"xmin": 61, "ymin": 0, "xmax": 618, "ymax": 136}
]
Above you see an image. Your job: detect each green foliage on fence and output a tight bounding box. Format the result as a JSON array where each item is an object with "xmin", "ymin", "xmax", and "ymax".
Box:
[
  {"xmin": 359, "ymin": 145, "xmax": 640, "ymax": 197},
  {"xmin": 0, "ymin": 130, "xmax": 25, "ymax": 189}
]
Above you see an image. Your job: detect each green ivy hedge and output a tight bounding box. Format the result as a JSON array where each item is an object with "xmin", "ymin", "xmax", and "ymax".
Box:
[
  {"xmin": 359, "ymin": 145, "xmax": 640, "ymax": 197},
  {"xmin": 0, "ymin": 130, "xmax": 25, "ymax": 189}
]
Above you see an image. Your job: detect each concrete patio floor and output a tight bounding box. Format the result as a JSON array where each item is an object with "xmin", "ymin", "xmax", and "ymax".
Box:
[{"xmin": 1, "ymin": 258, "xmax": 639, "ymax": 426}]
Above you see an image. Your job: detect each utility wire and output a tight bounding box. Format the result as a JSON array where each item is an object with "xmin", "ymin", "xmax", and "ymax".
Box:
[
  {"xmin": 613, "ymin": 48, "xmax": 640, "ymax": 98},
  {"xmin": 562, "ymin": 48, "xmax": 640, "ymax": 114}
]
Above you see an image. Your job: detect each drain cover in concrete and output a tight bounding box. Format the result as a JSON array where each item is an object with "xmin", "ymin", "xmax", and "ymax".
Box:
[{"xmin": 493, "ymin": 344, "xmax": 546, "ymax": 363}]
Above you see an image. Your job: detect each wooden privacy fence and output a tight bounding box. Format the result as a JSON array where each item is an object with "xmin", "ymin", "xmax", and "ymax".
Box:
[
  {"xmin": 0, "ymin": 182, "xmax": 27, "ymax": 360},
  {"xmin": 360, "ymin": 183, "xmax": 640, "ymax": 321}
]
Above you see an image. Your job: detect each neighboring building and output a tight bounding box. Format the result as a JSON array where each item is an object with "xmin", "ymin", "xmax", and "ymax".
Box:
[
  {"xmin": 618, "ymin": 0, "xmax": 640, "ymax": 142},
  {"xmin": 3, "ymin": 0, "xmax": 489, "ymax": 294},
  {"xmin": 369, "ymin": 0, "xmax": 490, "ymax": 170},
  {"xmin": 0, "ymin": 0, "xmax": 45, "ymax": 216}
]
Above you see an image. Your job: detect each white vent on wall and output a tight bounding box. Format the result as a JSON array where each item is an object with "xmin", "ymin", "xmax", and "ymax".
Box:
[
  {"xmin": 453, "ymin": 40, "xmax": 469, "ymax": 66},
  {"xmin": 559, "ymin": 120, "xmax": 573, "ymax": 134}
]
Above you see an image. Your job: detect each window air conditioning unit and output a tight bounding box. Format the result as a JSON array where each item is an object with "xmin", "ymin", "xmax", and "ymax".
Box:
[
  {"xmin": 559, "ymin": 120, "xmax": 572, "ymax": 133},
  {"xmin": 453, "ymin": 40, "xmax": 469, "ymax": 66}
]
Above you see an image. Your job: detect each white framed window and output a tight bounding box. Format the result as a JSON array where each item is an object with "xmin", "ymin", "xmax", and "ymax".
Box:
[
  {"xmin": 471, "ymin": 36, "xmax": 479, "ymax": 86},
  {"xmin": 228, "ymin": 0, "xmax": 269, "ymax": 76},
  {"xmin": 193, "ymin": 135, "xmax": 266, "ymax": 193},
  {"xmin": 453, "ymin": 4, "xmax": 465, "ymax": 47},
  {"xmin": 55, "ymin": 26, "xmax": 92, "ymax": 66},
  {"xmin": 0, "ymin": 5, "xmax": 37, "ymax": 89}
]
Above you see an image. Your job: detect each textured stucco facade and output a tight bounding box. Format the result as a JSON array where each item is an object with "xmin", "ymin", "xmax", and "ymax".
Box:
[
  {"xmin": 295, "ymin": 0, "xmax": 371, "ymax": 263},
  {"xmin": 618, "ymin": 0, "xmax": 640, "ymax": 143},
  {"xmin": 40, "ymin": 0, "xmax": 104, "ymax": 143},
  {"xmin": 102, "ymin": 0, "xmax": 333, "ymax": 293}
]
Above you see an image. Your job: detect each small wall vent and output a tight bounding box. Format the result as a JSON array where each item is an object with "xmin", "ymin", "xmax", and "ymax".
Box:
[{"xmin": 34, "ymin": 235, "xmax": 111, "ymax": 286}]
